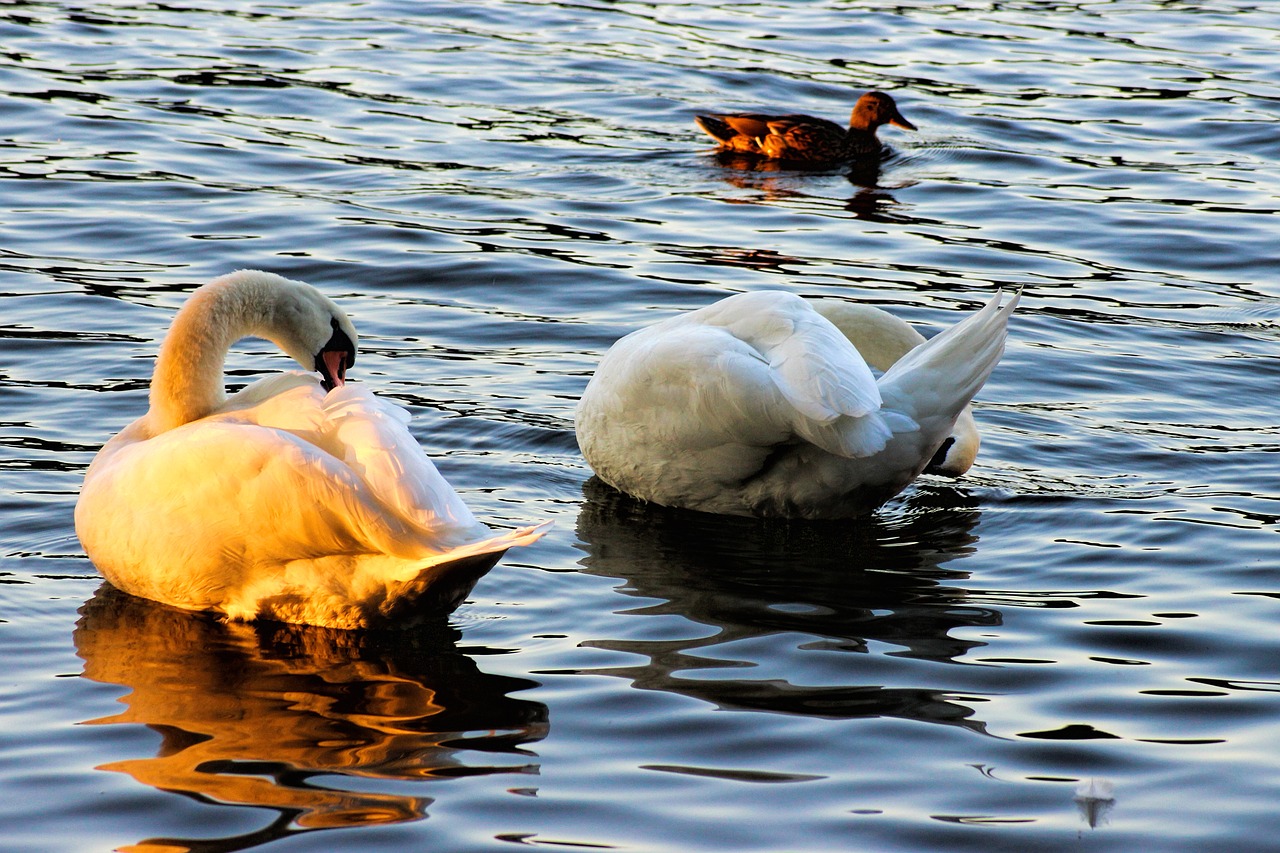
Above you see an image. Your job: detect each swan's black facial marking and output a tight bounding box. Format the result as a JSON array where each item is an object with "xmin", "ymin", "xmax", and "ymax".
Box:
[
  {"xmin": 923, "ymin": 436, "xmax": 957, "ymax": 476},
  {"xmin": 315, "ymin": 317, "xmax": 356, "ymax": 391}
]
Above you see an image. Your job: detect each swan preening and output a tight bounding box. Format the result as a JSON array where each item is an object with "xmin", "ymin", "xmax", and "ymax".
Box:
[
  {"xmin": 576, "ymin": 290, "xmax": 1017, "ymax": 519},
  {"xmin": 75, "ymin": 270, "xmax": 549, "ymax": 629}
]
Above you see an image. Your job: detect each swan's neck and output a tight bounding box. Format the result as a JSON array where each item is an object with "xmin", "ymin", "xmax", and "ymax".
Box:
[{"xmin": 147, "ymin": 280, "xmax": 284, "ymax": 434}]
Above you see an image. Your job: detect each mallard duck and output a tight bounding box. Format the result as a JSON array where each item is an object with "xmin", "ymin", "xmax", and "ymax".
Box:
[
  {"xmin": 75, "ymin": 270, "xmax": 549, "ymax": 628},
  {"xmin": 695, "ymin": 90, "xmax": 916, "ymax": 163},
  {"xmin": 575, "ymin": 290, "xmax": 1017, "ymax": 519}
]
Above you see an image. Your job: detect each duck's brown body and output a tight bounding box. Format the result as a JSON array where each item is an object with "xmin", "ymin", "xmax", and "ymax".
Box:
[{"xmin": 695, "ymin": 91, "xmax": 916, "ymax": 163}]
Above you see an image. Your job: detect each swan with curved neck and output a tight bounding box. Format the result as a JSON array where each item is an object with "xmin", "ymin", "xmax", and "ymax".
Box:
[
  {"xmin": 145, "ymin": 271, "xmax": 357, "ymax": 434},
  {"xmin": 76, "ymin": 270, "xmax": 548, "ymax": 628},
  {"xmin": 575, "ymin": 290, "xmax": 1015, "ymax": 519}
]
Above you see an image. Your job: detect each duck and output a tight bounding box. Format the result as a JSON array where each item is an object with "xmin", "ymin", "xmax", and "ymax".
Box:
[
  {"xmin": 75, "ymin": 270, "xmax": 549, "ymax": 629},
  {"xmin": 694, "ymin": 90, "xmax": 916, "ymax": 163},
  {"xmin": 575, "ymin": 290, "xmax": 1017, "ymax": 519}
]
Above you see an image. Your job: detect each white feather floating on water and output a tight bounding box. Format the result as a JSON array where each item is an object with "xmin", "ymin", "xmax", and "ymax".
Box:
[
  {"xmin": 1074, "ymin": 778, "xmax": 1115, "ymax": 801},
  {"xmin": 1074, "ymin": 777, "xmax": 1117, "ymax": 829}
]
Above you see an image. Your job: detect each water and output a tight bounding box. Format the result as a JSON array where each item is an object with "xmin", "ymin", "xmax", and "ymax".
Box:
[{"xmin": 2, "ymin": 1, "xmax": 1278, "ymax": 850}]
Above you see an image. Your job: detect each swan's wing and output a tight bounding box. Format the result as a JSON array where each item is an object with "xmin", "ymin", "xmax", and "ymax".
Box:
[
  {"xmin": 84, "ymin": 420, "xmax": 452, "ymax": 571},
  {"xmin": 318, "ymin": 384, "xmax": 481, "ymax": 537},
  {"xmin": 82, "ymin": 383, "xmax": 527, "ymax": 587},
  {"xmin": 583, "ymin": 292, "xmax": 903, "ymax": 461},
  {"xmin": 578, "ymin": 321, "xmax": 789, "ymax": 460},
  {"xmin": 767, "ymin": 310, "xmax": 882, "ymax": 422},
  {"xmin": 694, "ymin": 291, "xmax": 903, "ymax": 457},
  {"xmin": 318, "ymin": 388, "xmax": 553, "ymax": 564},
  {"xmin": 218, "ymin": 382, "xmax": 483, "ymax": 541}
]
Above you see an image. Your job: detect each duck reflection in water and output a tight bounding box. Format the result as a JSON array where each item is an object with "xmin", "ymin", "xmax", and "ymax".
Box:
[
  {"xmin": 75, "ymin": 587, "xmax": 547, "ymax": 850},
  {"xmin": 705, "ymin": 151, "xmax": 917, "ymax": 224},
  {"xmin": 575, "ymin": 478, "xmax": 1000, "ymax": 730}
]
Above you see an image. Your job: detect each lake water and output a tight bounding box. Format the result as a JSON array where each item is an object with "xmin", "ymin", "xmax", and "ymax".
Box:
[{"xmin": 2, "ymin": 1, "xmax": 1278, "ymax": 850}]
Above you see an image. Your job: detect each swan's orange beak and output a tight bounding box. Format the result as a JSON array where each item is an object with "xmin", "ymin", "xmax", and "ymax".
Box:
[
  {"xmin": 319, "ymin": 349, "xmax": 348, "ymax": 391},
  {"xmin": 315, "ymin": 318, "xmax": 356, "ymax": 391}
]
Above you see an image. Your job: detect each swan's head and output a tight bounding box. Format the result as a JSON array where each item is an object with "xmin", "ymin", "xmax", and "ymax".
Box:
[
  {"xmin": 254, "ymin": 273, "xmax": 359, "ymax": 392},
  {"xmin": 195, "ymin": 270, "xmax": 359, "ymax": 392},
  {"xmin": 850, "ymin": 91, "xmax": 916, "ymax": 132},
  {"xmin": 146, "ymin": 271, "xmax": 360, "ymax": 434},
  {"xmin": 923, "ymin": 408, "xmax": 980, "ymax": 477}
]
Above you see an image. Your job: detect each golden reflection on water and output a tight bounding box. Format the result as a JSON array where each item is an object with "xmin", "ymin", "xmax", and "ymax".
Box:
[{"xmin": 75, "ymin": 588, "xmax": 547, "ymax": 850}]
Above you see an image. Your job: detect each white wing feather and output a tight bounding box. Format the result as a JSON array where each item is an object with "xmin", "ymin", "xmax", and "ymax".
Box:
[{"xmin": 698, "ymin": 291, "xmax": 897, "ymax": 457}]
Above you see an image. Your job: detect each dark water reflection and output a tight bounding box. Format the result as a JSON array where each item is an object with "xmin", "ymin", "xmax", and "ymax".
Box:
[
  {"xmin": 576, "ymin": 478, "xmax": 998, "ymax": 729},
  {"xmin": 74, "ymin": 589, "xmax": 547, "ymax": 850},
  {"xmin": 702, "ymin": 149, "xmax": 916, "ymax": 224}
]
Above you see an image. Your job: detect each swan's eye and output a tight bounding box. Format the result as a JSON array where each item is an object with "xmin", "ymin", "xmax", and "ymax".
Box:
[{"xmin": 326, "ymin": 317, "xmax": 356, "ymax": 368}]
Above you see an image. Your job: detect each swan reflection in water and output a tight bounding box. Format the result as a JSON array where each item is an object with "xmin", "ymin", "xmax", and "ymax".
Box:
[
  {"xmin": 75, "ymin": 587, "xmax": 547, "ymax": 850},
  {"xmin": 575, "ymin": 477, "xmax": 1000, "ymax": 731}
]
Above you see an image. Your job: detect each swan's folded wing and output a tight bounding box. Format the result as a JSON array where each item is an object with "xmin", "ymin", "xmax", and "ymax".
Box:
[
  {"xmin": 223, "ymin": 382, "xmax": 485, "ymax": 544},
  {"xmin": 697, "ymin": 290, "xmax": 882, "ymax": 420},
  {"xmin": 86, "ymin": 421, "xmax": 483, "ymax": 575},
  {"xmin": 319, "ymin": 384, "xmax": 481, "ymax": 537},
  {"xmin": 707, "ymin": 293, "xmax": 896, "ymax": 457},
  {"xmin": 599, "ymin": 323, "xmax": 797, "ymax": 453},
  {"xmin": 767, "ymin": 312, "xmax": 883, "ymax": 423},
  {"xmin": 594, "ymin": 317, "xmax": 895, "ymax": 462}
]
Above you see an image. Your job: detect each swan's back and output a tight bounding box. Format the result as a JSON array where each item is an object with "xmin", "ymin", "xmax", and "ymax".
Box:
[{"xmin": 576, "ymin": 290, "xmax": 1015, "ymax": 518}]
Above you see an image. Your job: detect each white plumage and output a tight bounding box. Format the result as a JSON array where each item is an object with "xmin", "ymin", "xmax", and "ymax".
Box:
[
  {"xmin": 575, "ymin": 290, "xmax": 1017, "ymax": 518},
  {"xmin": 75, "ymin": 270, "xmax": 548, "ymax": 628}
]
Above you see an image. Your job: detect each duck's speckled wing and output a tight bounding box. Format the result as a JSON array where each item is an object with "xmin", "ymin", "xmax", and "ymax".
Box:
[{"xmin": 696, "ymin": 112, "xmax": 848, "ymax": 160}]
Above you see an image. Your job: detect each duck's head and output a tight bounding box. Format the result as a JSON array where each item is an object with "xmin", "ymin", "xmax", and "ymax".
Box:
[{"xmin": 850, "ymin": 91, "xmax": 917, "ymax": 133}]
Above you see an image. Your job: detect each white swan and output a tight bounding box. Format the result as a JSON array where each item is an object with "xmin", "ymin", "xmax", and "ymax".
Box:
[
  {"xmin": 575, "ymin": 290, "xmax": 1018, "ymax": 519},
  {"xmin": 75, "ymin": 270, "xmax": 549, "ymax": 629}
]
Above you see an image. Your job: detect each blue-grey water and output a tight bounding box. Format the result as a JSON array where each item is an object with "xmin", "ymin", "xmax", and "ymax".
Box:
[{"xmin": 2, "ymin": 1, "xmax": 1278, "ymax": 850}]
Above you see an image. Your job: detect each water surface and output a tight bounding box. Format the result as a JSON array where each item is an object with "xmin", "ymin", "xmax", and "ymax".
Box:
[{"xmin": 2, "ymin": 1, "xmax": 1278, "ymax": 850}]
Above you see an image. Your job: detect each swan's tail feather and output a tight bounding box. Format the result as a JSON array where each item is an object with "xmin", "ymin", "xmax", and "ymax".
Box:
[
  {"xmin": 380, "ymin": 520, "xmax": 553, "ymax": 619},
  {"xmin": 878, "ymin": 290, "xmax": 1018, "ymax": 425},
  {"xmin": 391, "ymin": 520, "xmax": 553, "ymax": 581}
]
